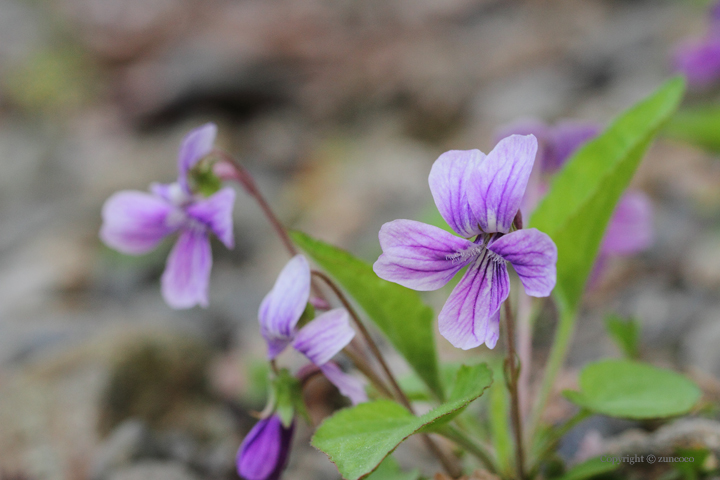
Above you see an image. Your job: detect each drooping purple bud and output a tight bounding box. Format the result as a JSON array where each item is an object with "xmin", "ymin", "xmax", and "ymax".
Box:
[{"xmin": 236, "ymin": 415, "xmax": 294, "ymax": 480}]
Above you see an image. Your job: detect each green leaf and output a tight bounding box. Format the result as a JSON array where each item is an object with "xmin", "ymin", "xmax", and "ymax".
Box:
[
  {"xmin": 312, "ymin": 363, "xmax": 493, "ymax": 480},
  {"xmin": 290, "ymin": 230, "xmax": 443, "ymax": 398},
  {"xmin": 529, "ymin": 77, "xmax": 686, "ymax": 430},
  {"xmin": 364, "ymin": 456, "xmax": 420, "ymax": 480},
  {"xmin": 664, "ymin": 105, "xmax": 720, "ymax": 153},
  {"xmin": 563, "ymin": 360, "xmax": 701, "ymax": 419},
  {"xmin": 604, "ymin": 314, "xmax": 640, "ymax": 359},
  {"xmin": 555, "ymin": 456, "xmax": 619, "ymax": 480},
  {"xmin": 530, "ymin": 77, "xmax": 685, "ymax": 314}
]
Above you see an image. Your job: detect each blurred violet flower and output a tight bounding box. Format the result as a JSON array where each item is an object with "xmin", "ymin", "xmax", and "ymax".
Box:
[
  {"xmin": 236, "ymin": 414, "xmax": 294, "ymax": 480},
  {"xmin": 259, "ymin": 255, "xmax": 367, "ymax": 404},
  {"xmin": 498, "ymin": 120, "xmax": 654, "ymax": 269},
  {"xmin": 373, "ymin": 135, "xmax": 557, "ymax": 350},
  {"xmin": 673, "ymin": 0, "xmax": 720, "ymax": 89},
  {"xmin": 100, "ymin": 123, "xmax": 236, "ymax": 309}
]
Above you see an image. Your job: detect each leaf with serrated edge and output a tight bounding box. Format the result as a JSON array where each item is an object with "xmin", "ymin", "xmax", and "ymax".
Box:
[{"xmin": 312, "ymin": 364, "xmax": 492, "ymax": 480}]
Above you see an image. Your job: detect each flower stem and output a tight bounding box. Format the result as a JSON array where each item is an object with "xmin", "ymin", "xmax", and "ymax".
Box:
[
  {"xmin": 504, "ymin": 300, "xmax": 526, "ymax": 480},
  {"xmin": 311, "ymin": 269, "xmax": 463, "ymax": 479},
  {"xmin": 211, "ymin": 149, "xmax": 298, "ymax": 256}
]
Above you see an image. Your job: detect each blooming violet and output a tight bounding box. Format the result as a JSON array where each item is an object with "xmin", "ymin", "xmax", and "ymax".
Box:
[
  {"xmin": 100, "ymin": 123, "xmax": 236, "ymax": 309},
  {"xmin": 236, "ymin": 414, "xmax": 294, "ymax": 480},
  {"xmin": 259, "ymin": 255, "xmax": 367, "ymax": 404},
  {"xmin": 373, "ymin": 135, "xmax": 557, "ymax": 350}
]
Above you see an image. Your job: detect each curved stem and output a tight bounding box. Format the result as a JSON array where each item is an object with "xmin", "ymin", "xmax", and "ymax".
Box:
[{"xmin": 504, "ymin": 301, "xmax": 526, "ymax": 480}]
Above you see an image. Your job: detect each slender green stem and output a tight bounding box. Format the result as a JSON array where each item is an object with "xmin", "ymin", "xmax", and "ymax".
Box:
[
  {"xmin": 528, "ymin": 307, "xmax": 576, "ymax": 441},
  {"xmin": 504, "ymin": 301, "xmax": 526, "ymax": 480},
  {"xmin": 440, "ymin": 425, "xmax": 498, "ymax": 474}
]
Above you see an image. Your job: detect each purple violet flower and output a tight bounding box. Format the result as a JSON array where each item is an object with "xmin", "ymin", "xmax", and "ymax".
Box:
[
  {"xmin": 673, "ymin": 0, "xmax": 720, "ymax": 89},
  {"xmin": 259, "ymin": 255, "xmax": 367, "ymax": 404},
  {"xmin": 236, "ymin": 414, "xmax": 294, "ymax": 480},
  {"xmin": 373, "ymin": 135, "xmax": 558, "ymax": 350},
  {"xmin": 100, "ymin": 123, "xmax": 236, "ymax": 309}
]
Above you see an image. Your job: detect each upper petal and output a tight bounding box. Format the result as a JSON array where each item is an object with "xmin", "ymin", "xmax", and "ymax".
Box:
[
  {"xmin": 293, "ymin": 309, "xmax": 354, "ymax": 366},
  {"xmin": 161, "ymin": 228, "xmax": 213, "ymax": 309},
  {"xmin": 373, "ymin": 219, "xmax": 476, "ymax": 291},
  {"xmin": 236, "ymin": 415, "xmax": 294, "ymax": 480},
  {"xmin": 185, "ymin": 187, "xmax": 236, "ymax": 249},
  {"xmin": 467, "ymin": 134, "xmax": 538, "ymax": 234},
  {"xmin": 178, "ymin": 123, "xmax": 217, "ymax": 193},
  {"xmin": 259, "ymin": 255, "xmax": 311, "ymax": 359},
  {"xmin": 429, "ymin": 149, "xmax": 486, "ymax": 237},
  {"xmin": 320, "ymin": 362, "xmax": 368, "ymax": 405},
  {"xmin": 600, "ymin": 191, "xmax": 653, "ymax": 256},
  {"xmin": 100, "ymin": 191, "xmax": 177, "ymax": 255},
  {"xmin": 438, "ymin": 251, "xmax": 509, "ymax": 350},
  {"xmin": 488, "ymin": 228, "xmax": 557, "ymax": 297}
]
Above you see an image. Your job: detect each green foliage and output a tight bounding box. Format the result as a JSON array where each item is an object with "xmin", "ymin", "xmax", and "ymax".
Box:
[
  {"xmin": 529, "ymin": 78, "xmax": 686, "ymax": 430},
  {"xmin": 312, "ymin": 363, "xmax": 493, "ymax": 480},
  {"xmin": 554, "ymin": 457, "xmax": 619, "ymax": 480},
  {"xmin": 271, "ymin": 369, "xmax": 307, "ymax": 427},
  {"xmin": 530, "ymin": 77, "xmax": 685, "ymax": 314},
  {"xmin": 189, "ymin": 160, "xmax": 223, "ymax": 197},
  {"xmin": 604, "ymin": 314, "xmax": 641, "ymax": 359},
  {"xmin": 290, "ymin": 230, "xmax": 443, "ymax": 398},
  {"xmin": 365, "ymin": 456, "xmax": 420, "ymax": 480},
  {"xmin": 563, "ymin": 360, "xmax": 701, "ymax": 419},
  {"xmin": 664, "ymin": 105, "xmax": 720, "ymax": 153},
  {"xmin": 488, "ymin": 363, "xmax": 513, "ymax": 477}
]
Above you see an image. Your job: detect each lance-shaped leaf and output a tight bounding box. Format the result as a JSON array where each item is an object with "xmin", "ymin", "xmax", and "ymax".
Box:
[
  {"xmin": 664, "ymin": 104, "xmax": 720, "ymax": 153},
  {"xmin": 563, "ymin": 360, "xmax": 701, "ymax": 419},
  {"xmin": 290, "ymin": 230, "xmax": 443, "ymax": 398},
  {"xmin": 312, "ymin": 363, "xmax": 492, "ymax": 480},
  {"xmin": 528, "ymin": 77, "xmax": 686, "ymax": 427}
]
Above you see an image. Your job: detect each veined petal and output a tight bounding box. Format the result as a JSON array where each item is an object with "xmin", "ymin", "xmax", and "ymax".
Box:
[
  {"xmin": 161, "ymin": 228, "xmax": 213, "ymax": 309},
  {"xmin": 178, "ymin": 123, "xmax": 217, "ymax": 193},
  {"xmin": 320, "ymin": 362, "xmax": 368, "ymax": 405},
  {"xmin": 100, "ymin": 191, "xmax": 177, "ymax": 255},
  {"xmin": 438, "ymin": 251, "xmax": 509, "ymax": 350},
  {"xmin": 259, "ymin": 255, "xmax": 311, "ymax": 359},
  {"xmin": 428, "ymin": 149, "xmax": 485, "ymax": 237},
  {"xmin": 373, "ymin": 219, "xmax": 476, "ymax": 291},
  {"xmin": 601, "ymin": 191, "xmax": 653, "ymax": 256},
  {"xmin": 236, "ymin": 415, "xmax": 294, "ymax": 480},
  {"xmin": 293, "ymin": 309, "xmax": 354, "ymax": 366},
  {"xmin": 488, "ymin": 229, "xmax": 557, "ymax": 297},
  {"xmin": 186, "ymin": 187, "xmax": 236, "ymax": 249},
  {"xmin": 468, "ymin": 134, "xmax": 537, "ymax": 234}
]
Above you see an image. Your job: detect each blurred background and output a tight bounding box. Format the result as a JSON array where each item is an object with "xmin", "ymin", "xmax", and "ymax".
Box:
[{"xmin": 0, "ymin": 0, "xmax": 719, "ymax": 479}]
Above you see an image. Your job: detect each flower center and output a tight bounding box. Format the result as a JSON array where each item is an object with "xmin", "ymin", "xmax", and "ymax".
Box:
[{"xmin": 446, "ymin": 244, "xmax": 484, "ymax": 264}]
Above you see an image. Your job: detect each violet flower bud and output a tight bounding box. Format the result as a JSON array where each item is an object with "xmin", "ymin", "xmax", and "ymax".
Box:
[{"xmin": 236, "ymin": 414, "xmax": 294, "ymax": 480}]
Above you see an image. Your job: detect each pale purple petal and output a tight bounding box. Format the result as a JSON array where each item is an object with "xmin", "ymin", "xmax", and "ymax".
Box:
[
  {"xmin": 673, "ymin": 38, "xmax": 720, "ymax": 89},
  {"xmin": 186, "ymin": 187, "xmax": 236, "ymax": 249},
  {"xmin": 428, "ymin": 149, "xmax": 485, "ymax": 237},
  {"xmin": 320, "ymin": 362, "xmax": 368, "ymax": 405},
  {"xmin": 600, "ymin": 191, "xmax": 653, "ymax": 256},
  {"xmin": 259, "ymin": 255, "xmax": 311, "ymax": 359},
  {"xmin": 438, "ymin": 251, "xmax": 509, "ymax": 350},
  {"xmin": 161, "ymin": 228, "xmax": 212, "ymax": 309},
  {"xmin": 293, "ymin": 309, "xmax": 354, "ymax": 366},
  {"xmin": 546, "ymin": 122, "xmax": 599, "ymax": 173},
  {"xmin": 178, "ymin": 123, "xmax": 217, "ymax": 193},
  {"xmin": 236, "ymin": 415, "xmax": 294, "ymax": 480},
  {"xmin": 100, "ymin": 191, "xmax": 177, "ymax": 255},
  {"xmin": 373, "ymin": 219, "xmax": 476, "ymax": 291},
  {"xmin": 488, "ymin": 229, "xmax": 557, "ymax": 297},
  {"xmin": 468, "ymin": 134, "xmax": 538, "ymax": 234}
]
